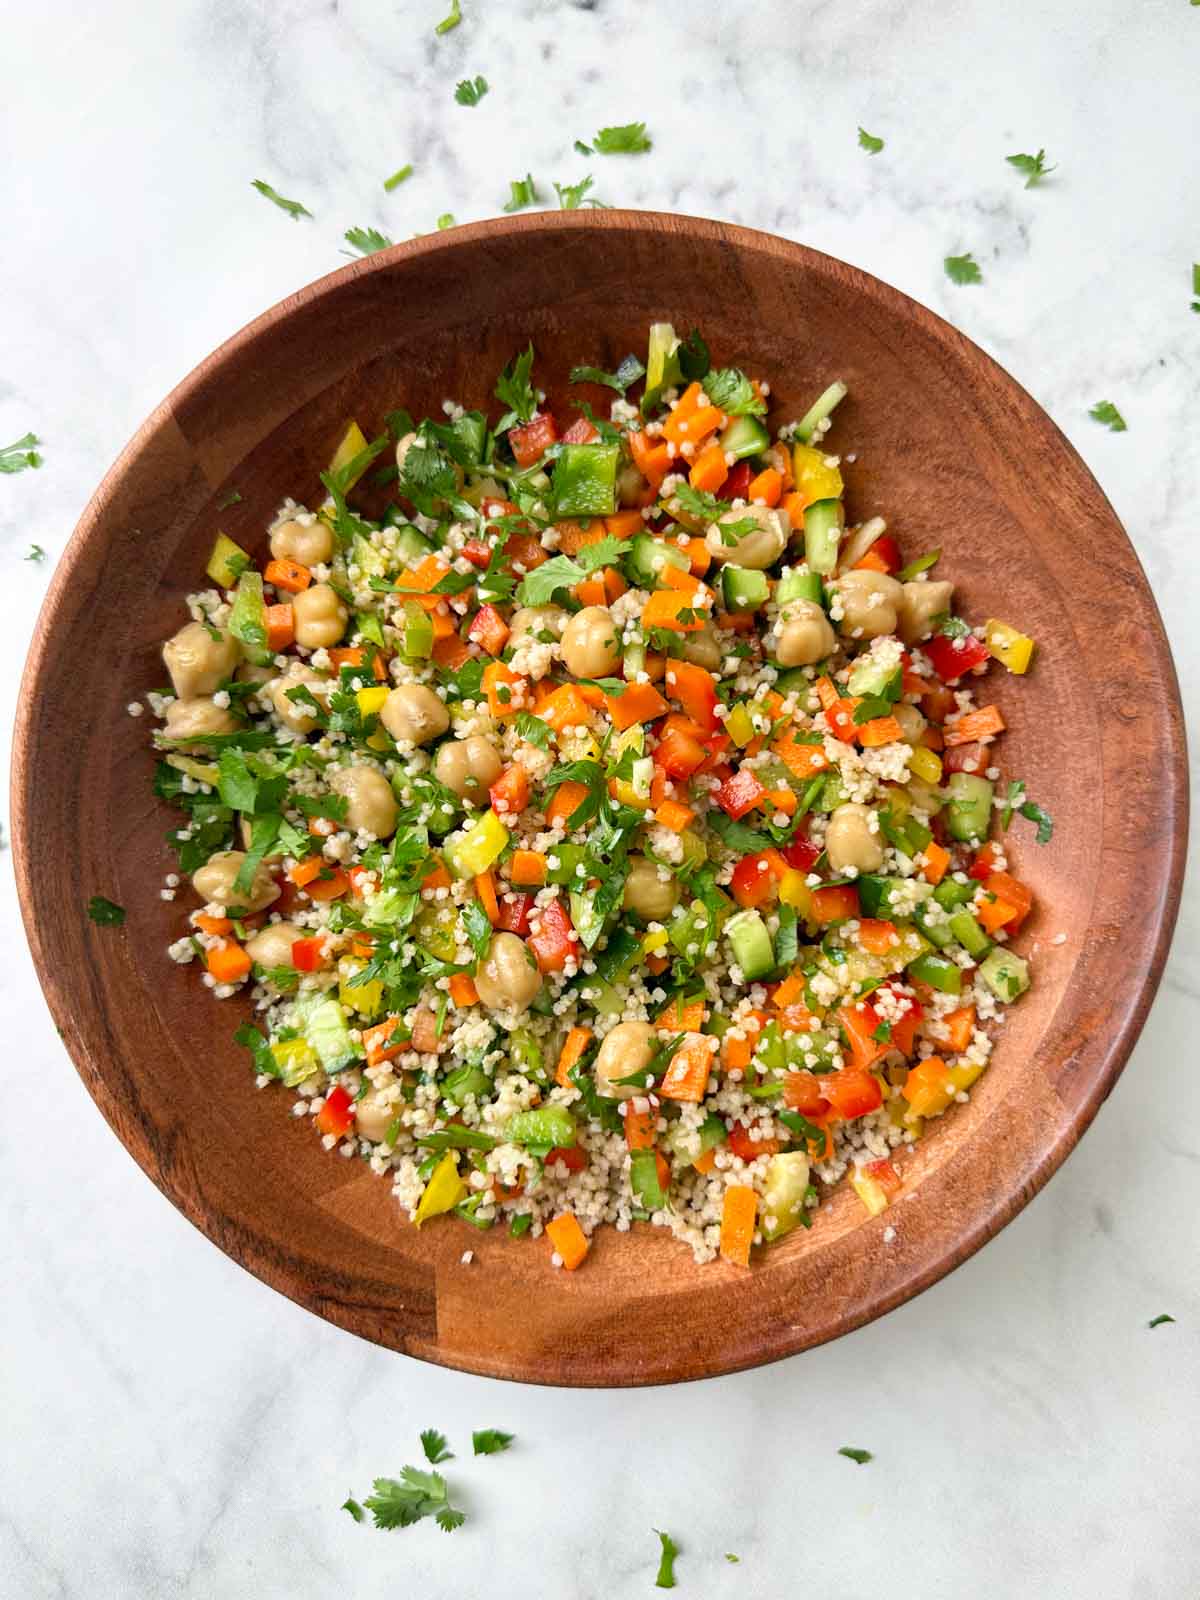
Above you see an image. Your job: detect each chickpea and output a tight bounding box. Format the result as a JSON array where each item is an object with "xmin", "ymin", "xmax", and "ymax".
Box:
[
  {"xmin": 270, "ymin": 662, "xmax": 329, "ymax": 734},
  {"xmin": 906, "ymin": 776, "xmax": 945, "ymax": 816},
  {"xmin": 474, "ymin": 931, "xmax": 542, "ymax": 1013},
  {"xmin": 292, "ymin": 583, "xmax": 348, "ymax": 650},
  {"xmin": 593, "ymin": 1021, "xmax": 657, "ymax": 1101},
  {"xmin": 705, "ymin": 504, "xmax": 787, "ymax": 569},
  {"xmin": 380, "ymin": 683, "xmax": 449, "ymax": 746},
  {"xmin": 355, "ymin": 1085, "xmax": 400, "ymax": 1143},
  {"xmin": 623, "ymin": 855, "xmax": 680, "ymax": 921},
  {"xmin": 192, "ymin": 850, "xmax": 280, "ymax": 912},
  {"xmin": 617, "ymin": 461, "xmax": 647, "ymax": 508},
  {"xmin": 508, "ymin": 605, "xmax": 568, "ymax": 651},
  {"xmin": 269, "ymin": 516, "xmax": 333, "ymax": 567},
  {"xmin": 244, "ymin": 920, "xmax": 305, "ymax": 970},
  {"xmin": 236, "ymin": 660, "xmax": 276, "ymax": 687},
  {"xmin": 162, "ymin": 620, "xmax": 239, "ymax": 700},
  {"xmin": 899, "ymin": 579, "xmax": 955, "ymax": 645},
  {"xmin": 824, "ymin": 803, "xmax": 885, "ymax": 874},
  {"xmin": 561, "ymin": 605, "xmax": 620, "ymax": 679},
  {"xmin": 681, "ymin": 624, "xmax": 722, "ymax": 671},
  {"xmin": 833, "ymin": 570, "xmax": 904, "ymax": 640},
  {"xmin": 774, "ymin": 598, "xmax": 837, "ymax": 667},
  {"xmin": 893, "ymin": 701, "xmax": 927, "ymax": 744},
  {"xmin": 434, "ymin": 736, "xmax": 502, "ymax": 802},
  {"xmin": 162, "ymin": 697, "xmax": 238, "ymax": 745},
  {"xmin": 330, "ymin": 764, "xmax": 399, "ymax": 838}
]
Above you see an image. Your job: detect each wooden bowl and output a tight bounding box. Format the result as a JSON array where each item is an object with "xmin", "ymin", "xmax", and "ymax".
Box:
[{"xmin": 12, "ymin": 213, "xmax": 1187, "ymax": 1386}]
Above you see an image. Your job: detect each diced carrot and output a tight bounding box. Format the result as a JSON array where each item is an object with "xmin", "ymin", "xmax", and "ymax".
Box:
[
  {"xmin": 943, "ymin": 1005, "xmax": 976, "ymax": 1052},
  {"xmin": 628, "ymin": 428, "xmax": 672, "ymax": 490},
  {"xmin": 482, "ymin": 660, "xmax": 527, "ymax": 720},
  {"xmin": 510, "ymin": 849, "xmax": 548, "ymax": 886},
  {"xmin": 574, "ymin": 577, "xmax": 604, "ymax": 607},
  {"xmin": 653, "ymin": 798, "xmax": 695, "ymax": 832},
  {"xmin": 747, "ymin": 466, "xmax": 782, "ymax": 507},
  {"xmin": 984, "ymin": 871, "xmax": 1033, "ymax": 929},
  {"xmin": 194, "ymin": 913, "xmax": 231, "ymax": 937},
  {"xmin": 857, "ymin": 919, "xmax": 899, "ymax": 956},
  {"xmin": 773, "ymin": 734, "xmax": 830, "ymax": 781},
  {"xmin": 604, "ymin": 510, "xmax": 645, "ymax": 539},
  {"xmin": 663, "ymin": 401, "xmax": 725, "ymax": 452},
  {"xmin": 429, "ymin": 607, "xmax": 458, "ymax": 641},
  {"xmin": 263, "ymin": 558, "xmax": 312, "ymax": 593},
  {"xmin": 645, "ymin": 953, "xmax": 669, "ymax": 975},
  {"xmin": 602, "ymin": 567, "xmax": 627, "ymax": 603},
  {"xmin": 545, "ymin": 780, "xmax": 590, "ymax": 829},
  {"xmin": 546, "ymin": 1211, "xmax": 589, "ymax": 1270},
  {"xmin": 814, "ymin": 675, "xmax": 840, "ymax": 712},
  {"xmin": 554, "ymin": 1025, "xmax": 593, "ymax": 1088},
  {"xmin": 693, "ymin": 1148, "xmax": 719, "ymax": 1175},
  {"xmin": 308, "ymin": 816, "xmax": 336, "ymax": 839},
  {"xmin": 661, "ymin": 564, "xmax": 713, "ymax": 605},
  {"xmin": 689, "ymin": 441, "xmax": 729, "ymax": 493},
  {"xmin": 852, "ymin": 546, "xmax": 893, "ymax": 575},
  {"xmin": 555, "ymin": 519, "xmax": 607, "ymax": 557},
  {"xmin": 656, "ymin": 995, "xmax": 706, "ymax": 1033},
  {"xmin": 683, "ymin": 536, "xmax": 711, "ymax": 576},
  {"xmin": 306, "ymin": 867, "xmax": 350, "ymax": 901},
  {"xmin": 346, "ymin": 865, "xmax": 373, "ymax": 898},
  {"xmin": 858, "ymin": 715, "xmax": 904, "ymax": 748},
  {"xmin": 432, "ymin": 635, "xmax": 472, "ymax": 670},
  {"xmin": 763, "ymin": 788, "xmax": 797, "ymax": 816},
  {"xmin": 421, "ymin": 862, "xmax": 452, "ymax": 893},
  {"xmin": 393, "ymin": 553, "xmax": 451, "ymax": 593},
  {"xmin": 490, "ymin": 764, "xmax": 530, "ymax": 817},
  {"xmin": 288, "ymin": 858, "xmax": 327, "ymax": 889},
  {"xmin": 977, "ymin": 892, "xmax": 1021, "ymax": 935},
  {"xmin": 623, "ymin": 1102, "xmax": 657, "ymax": 1150},
  {"xmin": 719, "ymin": 1185, "xmax": 758, "ymax": 1267},
  {"xmin": 605, "ymin": 681, "xmax": 670, "ymax": 730},
  {"xmin": 945, "ymin": 705, "xmax": 1007, "ymax": 746},
  {"xmin": 918, "ymin": 839, "xmax": 951, "ymax": 885},
  {"xmin": 781, "ymin": 489, "xmax": 809, "ymax": 525},
  {"xmin": 474, "ymin": 871, "xmax": 500, "ymax": 925},
  {"xmin": 205, "ymin": 941, "xmax": 252, "ymax": 983},
  {"xmin": 641, "ymin": 590, "xmax": 707, "ymax": 633},
  {"xmin": 771, "ymin": 972, "xmax": 806, "ymax": 1010},
  {"xmin": 363, "ymin": 1017, "xmax": 406, "ymax": 1066},
  {"xmin": 541, "ymin": 683, "xmax": 593, "ymax": 732},
  {"xmin": 658, "ymin": 1034, "xmax": 716, "ymax": 1103},
  {"xmin": 265, "ymin": 604, "xmax": 294, "ymax": 652},
  {"xmin": 449, "ymin": 973, "xmax": 479, "ymax": 1007}
]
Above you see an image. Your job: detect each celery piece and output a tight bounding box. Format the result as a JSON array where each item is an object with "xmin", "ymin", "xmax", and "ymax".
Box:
[
  {"xmin": 401, "ymin": 598, "xmax": 434, "ymax": 660},
  {"xmin": 630, "ymin": 1149, "xmax": 668, "ymax": 1210},
  {"xmin": 794, "ymin": 381, "xmax": 848, "ymax": 443}
]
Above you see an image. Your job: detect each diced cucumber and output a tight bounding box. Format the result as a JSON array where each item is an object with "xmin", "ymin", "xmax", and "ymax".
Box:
[
  {"xmin": 979, "ymin": 948, "xmax": 1030, "ymax": 1003},
  {"xmin": 719, "ymin": 413, "xmax": 770, "ymax": 461},
  {"xmin": 803, "ymin": 499, "xmax": 844, "ymax": 576},
  {"xmin": 569, "ymin": 889, "xmax": 607, "ymax": 951},
  {"xmin": 641, "ymin": 322, "xmax": 682, "ymax": 415},
  {"xmin": 546, "ymin": 843, "xmax": 588, "ymax": 885},
  {"xmin": 350, "ymin": 531, "xmax": 389, "ymax": 580},
  {"xmin": 302, "ymin": 998, "xmax": 357, "ymax": 1073},
  {"xmin": 847, "ymin": 656, "xmax": 902, "ymax": 700},
  {"xmin": 945, "ymin": 773, "xmax": 995, "ymax": 843},
  {"xmin": 795, "ymin": 380, "xmax": 848, "ymax": 444},
  {"xmin": 914, "ymin": 899, "xmax": 955, "ymax": 949},
  {"xmin": 934, "ymin": 877, "xmax": 975, "ymax": 910},
  {"xmin": 720, "ymin": 566, "xmax": 770, "ymax": 611},
  {"xmin": 504, "ymin": 1105, "xmax": 577, "ymax": 1149},
  {"xmin": 775, "ymin": 569, "xmax": 825, "ymax": 607},
  {"xmin": 760, "ymin": 1151, "xmax": 812, "ymax": 1242},
  {"xmin": 905, "ymin": 950, "xmax": 963, "ymax": 995},
  {"xmin": 948, "ymin": 908, "xmax": 992, "ymax": 959},
  {"xmin": 627, "ymin": 531, "xmax": 689, "ymax": 588},
  {"xmin": 554, "ymin": 443, "xmax": 619, "ymax": 517},
  {"xmin": 392, "ymin": 523, "xmax": 436, "ymax": 568},
  {"xmin": 821, "ymin": 925, "xmax": 930, "ymax": 987},
  {"xmin": 630, "ymin": 1148, "xmax": 668, "ymax": 1210},
  {"xmin": 725, "ymin": 909, "xmax": 775, "ymax": 981},
  {"xmin": 442, "ymin": 1061, "xmax": 492, "ymax": 1102},
  {"xmin": 857, "ymin": 875, "xmax": 928, "ymax": 918}
]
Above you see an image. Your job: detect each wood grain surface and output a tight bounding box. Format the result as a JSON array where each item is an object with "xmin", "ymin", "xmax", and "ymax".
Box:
[{"xmin": 9, "ymin": 212, "xmax": 1188, "ymax": 1386}]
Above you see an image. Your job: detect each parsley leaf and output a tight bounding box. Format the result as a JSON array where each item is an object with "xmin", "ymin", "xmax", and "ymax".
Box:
[
  {"xmin": 858, "ymin": 126, "xmax": 885, "ymax": 154},
  {"xmin": 250, "ymin": 179, "xmax": 312, "ymax": 220},
  {"xmin": 591, "ymin": 121, "xmax": 652, "ymax": 154},
  {"xmin": 555, "ymin": 175, "xmax": 605, "ymax": 210},
  {"xmin": 654, "ymin": 1529, "xmax": 679, "ymax": 1589},
  {"xmin": 0, "ymin": 432, "xmax": 42, "ymax": 473},
  {"xmin": 502, "ymin": 173, "xmax": 539, "ymax": 213},
  {"xmin": 514, "ymin": 537, "xmax": 623, "ymax": 605},
  {"xmin": 362, "ymin": 1466, "xmax": 465, "ymax": 1531},
  {"xmin": 515, "ymin": 712, "xmax": 552, "ymax": 749},
  {"xmin": 1089, "ymin": 400, "xmax": 1127, "ymax": 432},
  {"xmin": 383, "ymin": 164, "xmax": 413, "ymax": 191},
  {"xmin": 543, "ymin": 760, "xmax": 605, "ymax": 828},
  {"xmin": 1001, "ymin": 778, "xmax": 1025, "ymax": 830},
  {"xmin": 25, "ymin": 544, "xmax": 45, "ymax": 561},
  {"xmin": 461, "ymin": 896, "xmax": 493, "ymax": 960},
  {"xmin": 455, "ymin": 75, "xmax": 488, "ymax": 105},
  {"xmin": 434, "ymin": 0, "xmax": 461, "ymax": 34},
  {"xmin": 420, "ymin": 1428, "xmax": 453, "ymax": 1464},
  {"xmin": 343, "ymin": 225, "xmax": 393, "ymax": 257},
  {"xmin": 702, "ymin": 367, "xmax": 765, "ymax": 416},
  {"xmin": 1148, "ymin": 1313, "xmax": 1176, "ymax": 1329},
  {"xmin": 495, "ymin": 343, "xmax": 537, "ymax": 428},
  {"xmin": 678, "ymin": 327, "xmax": 711, "ymax": 380},
  {"xmin": 216, "ymin": 489, "xmax": 242, "ymax": 510},
  {"xmin": 574, "ymin": 138, "xmax": 592, "ymax": 155},
  {"xmin": 1018, "ymin": 799, "xmax": 1054, "ymax": 844},
  {"xmin": 569, "ymin": 353, "xmax": 645, "ymax": 393},
  {"xmin": 839, "ymin": 1446, "xmax": 873, "ymax": 1464},
  {"xmin": 1006, "ymin": 149, "xmax": 1056, "ymax": 188},
  {"xmin": 342, "ymin": 1496, "xmax": 365, "ymax": 1522},
  {"xmin": 87, "ymin": 895, "xmax": 125, "ymax": 926},
  {"xmin": 726, "ymin": 1553, "xmax": 740, "ymax": 1564},
  {"xmin": 472, "ymin": 1428, "xmax": 515, "ymax": 1455},
  {"xmin": 944, "ymin": 252, "xmax": 983, "ymax": 285}
]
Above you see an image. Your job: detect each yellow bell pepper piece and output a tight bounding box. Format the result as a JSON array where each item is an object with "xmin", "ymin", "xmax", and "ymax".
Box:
[
  {"xmin": 983, "ymin": 618, "xmax": 1035, "ymax": 674},
  {"xmin": 642, "ymin": 928, "xmax": 670, "ymax": 956},
  {"xmin": 948, "ymin": 1057, "xmax": 985, "ymax": 1093},
  {"xmin": 448, "ymin": 809, "xmax": 510, "ymax": 878},
  {"xmin": 271, "ymin": 1037, "xmax": 320, "ymax": 1086},
  {"xmin": 166, "ymin": 753, "xmax": 220, "ymax": 785},
  {"xmin": 908, "ymin": 746, "xmax": 943, "ymax": 786},
  {"xmin": 356, "ymin": 685, "xmax": 389, "ymax": 718},
  {"xmin": 724, "ymin": 702, "xmax": 757, "ymax": 748},
  {"xmin": 414, "ymin": 1151, "xmax": 467, "ymax": 1226},
  {"xmin": 850, "ymin": 1166, "xmax": 891, "ymax": 1217},
  {"xmin": 778, "ymin": 869, "xmax": 814, "ymax": 920},
  {"xmin": 791, "ymin": 443, "xmax": 844, "ymax": 506},
  {"xmin": 328, "ymin": 419, "xmax": 371, "ymax": 486},
  {"xmin": 902, "ymin": 1056, "xmax": 955, "ymax": 1119},
  {"xmin": 610, "ymin": 778, "xmax": 651, "ymax": 811},
  {"xmin": 206, "ymin": 531, "xmax": 251, "ymax": 589},
  {"xmin": 339, "ymin": 965, "xmax": 384, "ymax": 1016}
]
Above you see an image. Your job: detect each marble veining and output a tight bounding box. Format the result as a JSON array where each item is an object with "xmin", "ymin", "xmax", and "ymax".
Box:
[{"xmin": 1, "ymin": 1, "xmax": 1197, "ymax": 1594}]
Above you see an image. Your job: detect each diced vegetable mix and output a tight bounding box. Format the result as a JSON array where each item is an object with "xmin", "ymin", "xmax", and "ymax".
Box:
[{"xmin": 149, "ymin": 325, "xmax": 1049, "ymax": 1268}]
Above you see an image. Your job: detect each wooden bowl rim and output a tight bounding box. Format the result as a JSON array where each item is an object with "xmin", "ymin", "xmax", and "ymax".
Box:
[{"xmin": 11, "ymin": 210, "xmax": 1189, "ymax": 1384}]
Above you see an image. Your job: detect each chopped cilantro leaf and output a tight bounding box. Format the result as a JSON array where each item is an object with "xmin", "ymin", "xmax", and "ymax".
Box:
[
  {"xmin": 362, "ymin": 1466, "xmax": 465, "ymax": 1531},
  {"xmin": 944, "ymin": 252, "xmax": 982, "ymax": 286},
  {"xmin": 725, "ymin": 1552, "xmax": 740, "ymax": 1563},
  {"xmin": 569, "ymin": 353, "xmax": 645, "ymax": 393},
  {"xmin": 434, "ymin": 0, "xmax": 461, "ymax": 34},
  {"xmin": 455, "ymin": 75, "xmax": 488, "ymax": 105},
  {"xmin": 420, "ymin": 1428, "xmax": 453, "ymax": 1464},
  {"xmin": 502, "ymin": 174, "xmax": 539, "ymax": 213},
  {"xmin": 250, "ymin": 179, "xmax": 312, "ymax": 220},
  {"xmin": 1192, "ymin": 263, "xmax": 1200, "ymax": 313},
  {"xmin": 678, "ymin": 327, "xmax": 711, "ymax": 380},
  {"xmin": 702, "ymin": 367, "xmax": 765, "ymax": 416},
  {"xmin": 515, "ymin": 712, "xmax": 552, "ymax": 749},
  {"xmin": 839, "ymin": 1446, "xmax": 873, "ymax": 1464},
  {"xmin": 87, "ymin": 895, "xmax": 125, "ymax": 926},
  {"xmin": 514, "ymin": 537, "xmax": 623, "ymax": 605},
  {"xmin": 858, "ymin": 126, "xmax": 885, "ymax": 154},
  {"xmin": 383, "ymin": 164, "xmax": 413, "ymax": 191},
  {"xmin": 591, "ymin": 121, "xmax": 652, "ymax": 154},
  {"xmin": 461, "ymin": 896, "xmax": 493, "ymax": 960},
  {"xmin": 1089, "ymin": 400, "xmax": 1127, "ymax": 432},
  {"xmin": 1018, "ymin": 799, "xmax": 1054, "ymax": 844},
  {"xmin": 472, "ymin": 1428, "xmax": 515, "ymax": 1455},
  {"xmin": 495, "ymin": 343, "xmax": 538, "ymax": 427},
  {"xmin": 342, "ymin": 1496, "xmax": 365, "ymax": 1522},
  {"xmin": 344, "ymin": 226, "xmax": 393, "ymax": 257},
  {"xmin": 25, "ymin": 544, "xmax": 45, "ymax": 561},
  {"xmin": 1006, "ymin": 149, "xmax": 1056, "ymax": 188},
  {"xmin": 0, "ymin": 432, "xmax": 42, "ymax": 474},
  {"xmin": 216, "ymin": 489, "xmax": 242, "ymax": 510},
  {"xmin": 437, "ymin": 213, "xmax": 455, "ymax": 230},
  {"xmin": 1148, "ymin": 1313, "xmax": 1175, "ymax": 1329},
  {"xmin": 555, "ymin": 175, "xmax": 605, "ymax": 210},
  {"xmin": 654, "ymin": 1529, "xmax": 679, "ymax": 1588}
]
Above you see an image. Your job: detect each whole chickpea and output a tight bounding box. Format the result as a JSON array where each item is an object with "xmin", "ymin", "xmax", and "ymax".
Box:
[
  {"xmin": 354, "ymin": 1085, "xmax": 400, "ymax": 1143},
  {"xmin": 235, "ymin": 660, "xmax": 276, "ymax": 687},
  {"xmin": 893, "ymin": 701, "xmax": 927, "ymax": 744},
  {"xmin": 434, "ymin": 736, "xmax": 502, "ymax": 802},
  {"xmin": 622, "ymin": 855, "xmax": 680, "ymax": 921},
  {"xmin": 906, "ymin": 776, "xmax": 945, "ymax": 816},
  {"xmin": 269, "ymin": 516, "xmax": 333, "ymax": 567},
  {"xmin": 270, "ymin": 662, "xmax": 330, "ymax": 734},
  {"xmin": 292, "ymin": 583, "xmax": 348, "ymax": 650},
  {"xmin": 330, "ymin": 764, "xmax": 399, "ymax": 838},
  {"xmin": 192, "ymin": 850, "xmax": 280, "ymax": 912},
  {"xmin": 774, "ymin": 598, "xmax": 837, "ymax": 667},
  {"xmin": 561, "ymin": 606, "xmax": 620, "ymax": 679},
  {"xmin": 508, "ymin": 605, "xmax": 568, "ymax": 651},
  {"xmin": 162, "ymin": 697, "xmax": 239, "ymax": 744},
  {"xmin": 379, "ymin": 683, "xmax": 449, "ymax": 746},
  {"xmin": 824, "ymin": 803, "xmax": 885, "ymax": 874},
  {"xmin": 593, "ymin": 1021, "xmax": 657, "ymax": 1101},
  {"xmin": 681, "ymin": 624, "xmax": 722, "ymax": 671},
  {"xmin": 474, "ymin": 931, "xmax": 542, "ymax": 1013},
  {"xmin": 162, "ymin": 620, "xmax": 239, "ymax": 700},
  {"xmin": 898, "ymin": 580, "xmax": 955, "ymax": 645},
  {"xmin": 833, "ymin": 570, "xmax": 904, "ymax": 639},
  {"xmin": 244, "ymin": 920, "xmax": 305, "ymax": 970},
  {"xmin": 705, "ymin": 504, "xmax": 788, "ymax": 569}
]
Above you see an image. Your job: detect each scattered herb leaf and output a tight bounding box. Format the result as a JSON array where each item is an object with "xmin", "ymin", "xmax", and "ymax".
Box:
[
  {"xmin": 858, "ymin": 126, "xmax": 885, "ymax": 154},
  {"xmin": 1006, "ymin": 149, "xmax": 1056, "ymax": 188},
  {"xmin": 420, "ymin": 1428, "xmax": 453, "ymax": 1464},
  {"xmin": 472, "ymin": 1428, "xmax": 515, "ymax": 1455},
  {"xmin": 944, "ymin": 252, "xmax": 982, "ymax": 286},
  {"xmin": 1148, "ymin": 1313, "xmax": 1176, "ymax": 1329},
  {"xmin": 455, "ymin": 75, "xmax": 488, "ymax": 106},
  {"xmin": 344, "ymin": 226, "xmax": 393, "ymax": 257},
  {"xmin": 0, "ymin": 432, "xmax": 42, "ymax": 474},
  {"xmin": 342, "ymin": 1496, "xmax": 365, "ymax": 1522},
  {"xmin": 1089, "ymin": 400, "xmax": 1127, "ymax": 432},
  {"xmin": 434, "ymin": 0, "xmax": 461, "ymax": 34},
  {"xmin": 654, "ymin": 1529, "xmax": 679, "ymax": 1589},
  {"xmin": 88, "ymin": 895, "xmax": 125, "ymax": 927},
  {"xmin": 555, "ymin": 175, "xmax": 605, "ymax": 210},
  {"xmin": 839, "ymin": 1446, "xmax": 874, "ymax": 1464},
  {"xmin": 360, "ymin": 1465, "xmax": 465, "ymax": 1531},
  {"xmin": 591, "ymin": 121, "xmax": 652, "ymax": 154},
  {"xmin": 25, "ymin": 544, "xmax": 45, "ymax": 562},
  {"xmin": 437, "ymin": 213, "xmax": 455, "ymax": 230},
  {"xmin": 515, "ymin": 712, "xmax": 552, "ymax": 749},
  {"xmin": 250, "ymin": 179, "xmax": 312, "ymax": 221},
  {"xmin": 384, "ymin": 164, "xmax": 413, "ymax": 191},
  {"xmin": 502, "ymin": 174, "xmax": 539, "ymax": 213}
]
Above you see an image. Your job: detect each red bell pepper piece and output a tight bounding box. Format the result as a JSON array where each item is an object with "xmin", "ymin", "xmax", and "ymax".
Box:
[
  {"xmin": 497, "ymin": 891, "xmax": 536, "ymax": 937},
  {"xmin": 462, "ymin": 538, "xmax": 493, "ymax": 569},
  {"xmin": 865, "ymin": 533, "xmax": 902, "ymax": 574},
  {"xmin": 467, "ymin": 602, "xmax": 510, "ymax": 656},
  {"xmin": 731, "ymin": 852, "xmax": 781, "ymax": 909},
  {"xmin": 837, "ymin": 1000, "xmax": 890, "ymax": 1071},
  {"xmin": 290, "ymin": 936, "xmax": 328, "ymax": 972},
  {"xmin": 875, "ymin": 984, "xmax": 924, "ymax": 1056},
  {"xmin": 727, "ymin": 1120, "xmax": 783, "ymax": 1161},
  {"xmin": 693, "ymin": 734, "xmax": 732, "ymax": 777},
  {"xmin": 943, "ymin": 740, "xmax": 987, "ymax": 775},
  {"xmin": 715, "ymin": 767, "xmax": 767, "ymax": 820},
  {"xmin": 781, "ymin": 1071, "xmax": 831, "ymax": 1118},
  {"xmin": 545, "ymin": 1144, "xmax": 588, "ymax": 1173},
  {"xmin": 810, "ymin": 883, "xmax": 860, "ymax": 924},
  {"xmin": 528, "ymin": 899, "xmax": 577, "ymax": 973},
  {"xmin": 316, "ymin": 1084, "xmax": 355, "ymax": 1138},
  {"xmin": 665, "ymin": 660, "xmax": 719, "ymax": 736},
  {"xmin": 862, "ymin": 1157, "xmax": 902, "ymax": 1198},
  {"xmin": 718, "ymin": 460, "xmax": 753, "ymax": 501},
  {"xmin": 508, "ymin": 412, "xmax": 558, "ymax": 468},
  {"xmin": 969, "ymin": 842, "xmax": 1001, "ymax": 881},
  {"xmin": 489, "ymin": 764, "xmax": 530, "ymax": 817},
  {"xmin": 824, "ymin": 697, "xmax": 861, "ymax": 744},
  {"xmin": 924, "ymin": 631, "xmax": 991, "ymax": 682},
  {"xmin": 781, "ymin": 836, "xmax": 821, "ymax": 872},
  {"xmin": 560, "ymin": 415, "xmax": 599, "ymax": 444},
  {"xmin": 821, "ymin": 1066, "xmax": 883, "ymax": 1120}
]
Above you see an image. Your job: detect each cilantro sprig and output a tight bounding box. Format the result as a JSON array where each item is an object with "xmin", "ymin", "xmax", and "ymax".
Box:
[
  {"xmin": 455, "ymin": 75, "xmax": 488, "ymax": 105},
  {"xmin": 250, "ymin": 179, "xmax": 312, "ymax": 221},
  {"xmin": 702, "ymin": 367, "xmax": 765, "ymax": 416},
  {"xmin": 472, "ymin": 1428, "xmax": 515, "ymax": 1455},
  {"xmin": 495, "ymin": 343, "xmax": 538, "ymax": 428},
  {"xmin": 555, "ymin": 175, "xmax": 605, "ymax": 210},
  {"xmin": 1089, "ymin": 400, "xmax": 1127, "ymax": 433},
  {"xmin": 858, "ymin": 126, "xmax": 885, "ymax": 154},
  {"xmin": 344, "ymin": 226, "xmax": 393, "ymax": 257},
  {"xmin": 514, "ymin": 536, "xmax": 624, "ymax": 605},
  {"xmin": 569, "ymin": 353, "xmax": 645, "ymax": 393},
  {"xmin": 1006, "ymin": 149, "xmax": 1056, "ymax": 188},
  {"xmin": 502, "ymin": 174, "xmax": 539, "ymax": 213},
  {"xmin": 420, "ymin": 1428, "xmax": 453, "ymax": 1464},
  {"xmin": 589, "ymin": 121, "xmax": 652, "ymax": 154},
  {"xmin": 1, "ymin": 432, "xmax": 43, "ymax": 474},
  {"xmin": 944, "ymin": 252, "xmax": 982, "ymax": 286}
]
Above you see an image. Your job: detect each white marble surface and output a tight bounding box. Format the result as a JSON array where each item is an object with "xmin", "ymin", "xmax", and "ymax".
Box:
[{"xmin": 2, "ymin": 1, "xmax": 1197, "ymax": 1595}]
